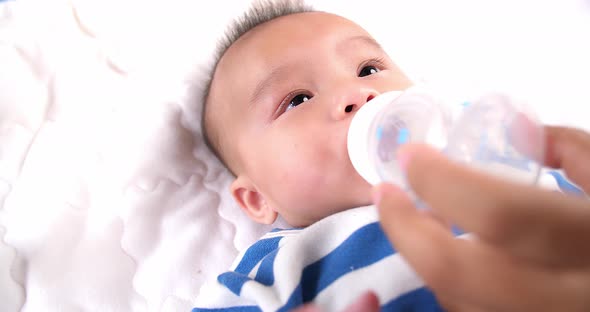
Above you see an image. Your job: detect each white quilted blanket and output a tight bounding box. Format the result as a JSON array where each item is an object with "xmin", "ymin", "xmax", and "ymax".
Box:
[{"xmin": 1, "ymin": 0, "xmax": 589, "ymax": 311}]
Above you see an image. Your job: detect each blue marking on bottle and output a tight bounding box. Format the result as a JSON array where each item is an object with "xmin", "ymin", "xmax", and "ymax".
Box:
[
  {"xmin": 548, "ymin": 171, "xmax": 585, "ymax": 196},
  {"xmin": 475, "ymin": 132, "xmax": 531, "ymax": 171},
  {"xmin": 397, "ymin": 128, "xmax": 409, "ymax": 145},
  {"xmin": 491, "ymin": 154, "xmax": 532, "ymax": 171},
  {"xmin": 461, "ymin": 101, "xmax": 471, "ymax": 108},
  {"xmin": 376, "ymin": 126, "xmax": 383, "ymax": 140}
]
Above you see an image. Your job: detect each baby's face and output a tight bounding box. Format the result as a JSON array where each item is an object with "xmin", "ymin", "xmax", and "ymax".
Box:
[{"xmin": 210, "ymin": 12, "xmax": 411, "ymax": 227}]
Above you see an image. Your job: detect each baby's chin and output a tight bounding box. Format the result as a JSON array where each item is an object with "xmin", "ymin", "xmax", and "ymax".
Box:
[
  {"xmin": 296, "ymin": 202, "xmax": 372, "ymax": 227},
  {"xmin": 296, "ymin": 190, "xmax": 375, "ymax": 227},
  {"xmin": 349, "ymin": 174, "xmax": 375, "ymax": 206},
  {"xmin": 343, "ymin": 159, "xmax": 375, "ymax": 203},
  {"xmin": 318, "ymin": 194, "xmax": 375, "ymax": 224},
  {"xmin": 351, "ymin": 194, "xmax": 375, "ymax": 210},
  {"xmin": 332, "ymin": 182, "xmax": 375, "ymax": 214}
]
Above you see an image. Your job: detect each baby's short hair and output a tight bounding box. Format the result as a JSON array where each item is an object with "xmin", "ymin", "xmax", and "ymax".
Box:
[{"xmin": 201, "ymin": 0, "xmax": 313, "ymax": 175}]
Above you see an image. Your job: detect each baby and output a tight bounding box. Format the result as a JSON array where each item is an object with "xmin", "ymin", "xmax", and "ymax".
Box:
[
  {"xmin": 202, "ymin": 0, "xmax": 411, "ymax": 228},
  {"xmin": 194, "ymin": 0, "xmax": 439, "ymax": 311},
  {"xmin": 188, "ymin": 0, "xmax": 590, "ymax": 309},
  {"xmin": 192, "ymin": 1, "xmax": 587, "ymax": 311}
]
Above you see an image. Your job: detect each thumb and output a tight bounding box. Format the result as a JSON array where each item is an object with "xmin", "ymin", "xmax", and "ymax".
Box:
[
  {"xmin": 373, "ymin": 183, "xmax": 457, "ymax": 289},
  {"xmin": 343, "ymin": 291, "xmax": 380, "ymax": 312},
  {"xmin": 373, "ymin": 183, "xmax": 421, "ymax": 236},
  {"xmin": 544, "ymin": 126, "xmax": 590, "ymax": 193},
  {"xmin": 373, "ymin": 183, "xmax": 451, "ymax": 246},
  {"xmin": 373, "ymin": 183, "xmax": 448, "ymax": 242}
]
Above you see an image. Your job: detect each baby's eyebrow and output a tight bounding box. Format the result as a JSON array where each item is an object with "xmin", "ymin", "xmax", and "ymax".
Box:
[
  {"xmin": 248, "ymin": 35, "xmax": 383, "ymax": 107},
  {"xmin": 249, "ymin": 64, "xmax": 290, "ymax": 107},
  {"xmin": 337, "ymin": 35, "xmax": 383, "ymax": 53}
]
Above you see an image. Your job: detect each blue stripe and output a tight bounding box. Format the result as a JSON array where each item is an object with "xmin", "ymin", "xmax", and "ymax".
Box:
[
  {"xmin": 451, "ymin": 225, "xmax": 465, "ymax": 236},
  {"xmin": 270, "ymin": 227, "xmax": 303, "ymax": 232},
  {"xmin": 548, "ymin": 171, "xmax": 585, "ymax": 196},
  {"xmin": 218, "ymin": 272, "xmax": 253, "ymax": 296},
  {"xmin": 278, "ymin": 222, "xmax": 395, "ymax": 311},
  {"xmin": 192, "ymin": 306, "xmax": 261, "ymax": 312},
  {"xmin": 382, "ymin": 287, "xmax": 443, "ymax": 311},
  {"xmin": 254, "ymin": 249, "xmax": 279, "ymax": 286},
  {"xmin": 234, "ymin": 237, "xmax": 282, "ymax": 275},
  {"xmin": 218, "ymin": 237, "xmax": 283, "ymax": 295}
]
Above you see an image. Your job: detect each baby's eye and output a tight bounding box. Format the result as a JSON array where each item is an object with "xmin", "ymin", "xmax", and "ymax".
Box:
[
  {"xmin": 359, "ymin": 65, "xmax": 380, "ymax": 77},
  {"xmin": 285, "ymin": 93, "xmax": 312, "ymax": 112}
]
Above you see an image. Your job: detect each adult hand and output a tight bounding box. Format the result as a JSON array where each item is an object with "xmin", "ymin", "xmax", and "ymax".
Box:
[
  {"xmin": 373, "ymin": 126, "xmax": 590, "ymax": 312},
  {"xmin": 291, "ymin": 291, "xmax": 379, "ymax": 312}
]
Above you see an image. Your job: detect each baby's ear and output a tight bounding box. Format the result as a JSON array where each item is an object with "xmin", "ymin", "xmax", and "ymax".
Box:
[{"xmin": 230, "ymin": 176, "xmax": 278, "ymax": 225}]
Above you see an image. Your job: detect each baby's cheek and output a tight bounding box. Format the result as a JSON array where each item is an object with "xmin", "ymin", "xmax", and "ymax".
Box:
[
  {"xmin": 276, "ymin": 155, "xmax": 326, "ymax": 196},
  {"xmin": 266, "ymin": 134, "xmax": 333, "ymax": 191}
]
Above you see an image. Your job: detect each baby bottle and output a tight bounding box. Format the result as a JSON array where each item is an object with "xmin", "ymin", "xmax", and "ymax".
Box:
[{"xmin": 347, "ymin": 86, "xmax": 545, "ymax": 193}]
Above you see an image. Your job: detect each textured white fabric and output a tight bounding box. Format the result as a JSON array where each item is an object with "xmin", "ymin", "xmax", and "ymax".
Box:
[{"xmin": 0, "ymin": 0, "xmax": 589, "ymax": 311}]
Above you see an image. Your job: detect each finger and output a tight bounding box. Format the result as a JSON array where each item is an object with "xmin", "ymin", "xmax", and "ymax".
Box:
[
  {"xmin": 436, "ymin": 294, "xmax": 491, "ymax": 312},
  {"xmin": 507, "ymin": 112, "xmax": 545, "ymax": 164},
  {"xmin": 291, "ymin": 304, "xmax": 321, "ymax": 312},
  {"xmin": 342, "ymin": 291, "xmax": 380, "ymax": 312},
  {"xmin": 434, "ymin": 241, "xmax": 588, "ymax": 312},
  {"xmin": 375, "ymin": 184, "xmax": 587, "ymax": 311},
  {"xmin": 373, "ymin": 183, "xmax": 520, "ymax": 310},
  {"xmin": 544, "ymin": 126, "xmax": 590, "ymax": 194},
  {"xmin": 374, "ymin": 183, "xmax": 462, "ymax": 293},
  {"xmin": 397, "ymin": 143, "xmax": 590, "ymax": 266},
  {"xmin": 291, "ymin": 292, "xmax": 380, "ymax": 312}
]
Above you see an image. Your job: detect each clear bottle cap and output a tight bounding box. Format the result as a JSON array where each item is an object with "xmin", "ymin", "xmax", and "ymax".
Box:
[{"xmin": 348, "ymin": 88, "xmax": 544, "ymax": 191}]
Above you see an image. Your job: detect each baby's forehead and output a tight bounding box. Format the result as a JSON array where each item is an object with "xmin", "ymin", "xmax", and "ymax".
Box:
[
  {"xmin": 209, "ymin": 11, "xmax": 381, "ymax": 122},
  {"xmin": 224, "ymin": 13, "xmax": 372, "ymax": 64}
]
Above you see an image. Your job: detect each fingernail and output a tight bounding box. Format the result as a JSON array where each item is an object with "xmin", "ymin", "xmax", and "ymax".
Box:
[{"xmin": 397, "ymin": 147, "xmax": 412, "ymax": 172}]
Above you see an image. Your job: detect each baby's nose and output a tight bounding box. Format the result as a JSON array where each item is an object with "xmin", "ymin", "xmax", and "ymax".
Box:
[{"xmin": 333, "ymin": 92, "xmax": 377, "ymax": 120}]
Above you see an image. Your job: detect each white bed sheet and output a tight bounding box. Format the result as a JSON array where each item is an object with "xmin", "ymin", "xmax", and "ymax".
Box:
[{"xmin": 0, "ymin": 0, "xmax": 589, "ymax": 311}]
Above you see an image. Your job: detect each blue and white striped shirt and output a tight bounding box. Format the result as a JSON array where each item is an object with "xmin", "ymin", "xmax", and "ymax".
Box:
[
  {"xmin": 194, "ymin": 206, "xmax": 444, "ymax": 312},
  {"xmin": 193, "ymin": 171, "xmax": 582, "ymax": 312}
]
